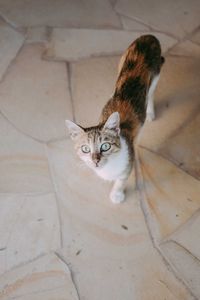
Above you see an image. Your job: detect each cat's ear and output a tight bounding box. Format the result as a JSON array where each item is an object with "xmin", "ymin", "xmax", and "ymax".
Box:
[
  {"xmin": 65, "ymin": 120, "xmax": 84, "ymax": 140},
  {"xmin": 103, "ymin": 112, "xmax": 120, "ymax": 135}
]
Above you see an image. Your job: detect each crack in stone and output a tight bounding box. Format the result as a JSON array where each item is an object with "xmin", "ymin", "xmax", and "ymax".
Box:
[
  {"xmin": 55, "ymin": 252, "xmax": 81, "ymax": 300},
  {"xmin": 44, "ymin": 144, "xmax": 64, "ymax": 248},
  {"xmin": 66, "ymin": 62, "xmax": 76, "ymax": 123}
]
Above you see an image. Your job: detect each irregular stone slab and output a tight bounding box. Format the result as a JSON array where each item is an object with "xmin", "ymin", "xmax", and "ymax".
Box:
[
  {"xmin": 120, "ymin": 16, "xmax": 150, "ymax": 31},
  {"xmin": 26, "ymin": 27, "xmax": 48, "ymax": 43},
  {"xmin": 170, "ymin": 40, "xmax": 200, "ymax": 58},
  {"xmin": 190, "ymin": 29, "xmax": 200, "ymax": 45},
  {"xmin": 137, "ymin": 147, "xmax": 200, "ymax": 241},
  {"xmin": 115, "ymin": 0, "xmax": 200, "ymax": 39},
  {"xmin": 167, "ymin": 210, "xmax": 200, "ymax": 262},
  {"xmin": 0, "ymin": 0, "xmax": 120, "ymax": 28},
  {"xmin": 0, "ymin": 18, "xmax": 24, "ymax": 81},
  {"xmin": 0, "ymin": 44, "xmax": 73, "ymax": 141},
  {"xmin": 138, "ymin": 56, "xmax": 200, "ymax": 151},
  {"xmin": 161, "ymin": 241, "xmax": 200, "ymax": 299},
  {"xmin": 71, "ymin": 56, "xmax": 119, "ymax": 126},
  {"xmin": 59, "ymin": 249, "xmax": 193, "ymax": 300},
  {"xmin": 44, "ymin": 29, "xmax": 176, "ymax": 61},
  {"xmin": 0, "ymin": 193, "xmax": 60, "ymax": 274},
  {"xmin": 0, "ymin": 253, "xmax": 79, "ymax": 300},
  {"xmin": 46, "ymin": 139, "xmax": 192, "ymax": 300},
  {"xmin": 160, "ymin": 112, "xmax": 200, "ymax": 180},
  {"xmin": 0, "ymin": 114, "xmax": 53, "ymax": 193}
]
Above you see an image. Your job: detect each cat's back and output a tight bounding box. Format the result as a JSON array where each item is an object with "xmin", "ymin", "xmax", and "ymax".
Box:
[{"xmin": 101, "ymin": 35, "xmax": 164, "ymax": 131}]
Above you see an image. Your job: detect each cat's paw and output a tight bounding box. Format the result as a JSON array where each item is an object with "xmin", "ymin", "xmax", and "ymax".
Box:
[{"xmin": 110, "ymin": 190, "xmax": 125, "ymax": 204}]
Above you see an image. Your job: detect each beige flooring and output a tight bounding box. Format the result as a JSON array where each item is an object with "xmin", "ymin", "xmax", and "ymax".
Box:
[{"xmin": 0, "ymin": 1, "xmax": 200, "ymax": 299}]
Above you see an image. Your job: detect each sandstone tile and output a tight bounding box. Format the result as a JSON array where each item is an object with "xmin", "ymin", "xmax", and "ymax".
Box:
[
  {"xmin": 137, "ymin": 147, "xmax": 200, "ymax": 241},
  {"xmin": 190, "ymin": 29, "xmax": 200, "ymax": 44},
  {"xmin": 109, "ymin": 0, "xmax": 117, "ymax": 6},
  {"xmin": 45, "ymin": 29, "xmax": 176, "ymax": 61},
  {"xmin": 120, "ymin": 16, "xmax": 150, "ymax": 31},
  {"xmin": 0, "ymin": 0, "xmax": 120, "ymax": 28},
  {"xmin": 71, "ymin": 56, "xmax": 119, "ymax": 127},
  {"xmin": 0, "ymin": 114, "xmax": 53, "ymax": 193},
  {"xmin": 0, "ymin": 193, "xmax": 60, "ymax": 274},
  {"xmin": 0, "ymin": 19, "xmax": 24, "ymax": 81},
  {"xmin": 161, "ymin": 241, "xmax": 200, "ymax": 299},
  {"xmin": 26, "ymin": 27, "xmax": 48, "ymax": 43},
  {"xmin": 46, "ymin": 139, "xmax": 192, "ymax": 299},
  {"xmin": 168, "ymin": 211, "xmax": 200, "ymax": 262},
  {"xmin": 170, "ymin": 40, "xmax": 200, "ymax": 58},
  {"xmin": 138, "ymin": 56, "xmax": 200, "ymax": 151},
  {"xmin": 115, "ymin": 0, "xmax": 200, "ymax": 39},
  {"xmin": 0, "ymin": 253, "xmax": 79, "ymax": 300},
  {"xmin": 160, "ymin": 112, "xmax": 200, "ymax": 180},
  {"xmin": 0, "ymin": 44, "xmax": 73, "ymax": 142},
  {"xmin": 59, "ymin": 250, "xmax": 193, "ymax": 300}
]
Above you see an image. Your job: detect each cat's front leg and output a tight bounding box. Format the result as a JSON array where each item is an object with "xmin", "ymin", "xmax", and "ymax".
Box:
[{"xmin": 110, "ymin": 178, "xmax": 127, "ymax": 204}]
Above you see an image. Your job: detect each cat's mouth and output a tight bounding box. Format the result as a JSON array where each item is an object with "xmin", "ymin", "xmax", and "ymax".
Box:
[{"xmin": 92, "ymin": 161, "xmax": 103, "ymax": 169}]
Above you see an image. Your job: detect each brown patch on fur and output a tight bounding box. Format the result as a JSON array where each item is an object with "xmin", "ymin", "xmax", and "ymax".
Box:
[
  {"xmin": 100, "ymin": 35, "xmax": 164, "ymax": 146},
  {"xmin": 101, "ymin": 98, "xmax": 140, "ymax": 142}
]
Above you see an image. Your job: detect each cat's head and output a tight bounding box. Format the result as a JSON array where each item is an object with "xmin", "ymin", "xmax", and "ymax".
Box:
[{"xmin": 65, "ymin": 112, "xmax": 121, "ymax": 170}]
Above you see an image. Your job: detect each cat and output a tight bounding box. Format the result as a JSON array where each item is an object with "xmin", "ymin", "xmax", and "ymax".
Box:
[{"xmin": 66, "ymin": 35, "xmax": 165, "ymax": 204}]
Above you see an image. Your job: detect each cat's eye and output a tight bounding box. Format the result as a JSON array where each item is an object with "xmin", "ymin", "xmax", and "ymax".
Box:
[
  {"xmin": 100, "ymin": 142, "xmax": 111, "ymax": 152},
  {"xmin": 81, "ymin": 145, "xmax": 90, "ymax": 153}
]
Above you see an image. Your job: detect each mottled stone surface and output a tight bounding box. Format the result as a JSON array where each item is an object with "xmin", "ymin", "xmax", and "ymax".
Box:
[
  {"xmin": 0, "ymin": 114, "xmax": 53, "ymax": 193},
  {"xmin": 136, "ymin": 54, "xmax": 200, "ymax": 298},
  {"xmin": 0, "ymin": 44, "xmax": 73, "ymax": 142},
  {"xmin": 26, "ymin": 27, "xmax": 48, "ymax": 43},
  {"xmin": 137, "ymin": 147, "xmax": 200, "ymax": 241},
  {"xmin": 0, "ymin": 19, "xmax": 24, "ymax": 81},
  {"xmin": 168, "ymin": 211, "xmax": 200, "ymax": 262},
  {"xmin": 120, "ymin": 16, "xmax": 150, "ymax": 31},
  {"xmin": 46, "ymin": 139, "xmax": 192, "ymax": 300},
  {"xmin": 0, "ymin": 0, "xmax": 199, "ymax": 298},
  {"xmin": 138, "ymin": 56, "xmax": 200, "ymax": 151},
  {"xmin": 0, "ymin": 254, "xmax": 79, "ymax": 300},
  {"xmin": 161, "ymin": 241, "xmax": 200, "ymax": 299},
  {"xmin": 0, "ymin": 193, "xmax": 60, "ymax": 274},
  {"xmin": 45, "ymin": 29, "xmax": 177, "ymax": 61},
  {"xmin": 115, "ymin": 0, "xmax": 200, "ymax": 38},
  {"xmin": 160, "ymin": 113, "xmax": 200, "ymax": 180},
  {"xmin": 71, "ymin": 56, "xmax": 118, "ymax": 126},
  {"xmin": 0, "ymin": 0, "xmax": 120, "ymax": 28},
  {"xmin": 170, "ymin": 40, "xmax": 200, "ymax": 57},
  {"xmin": 190, "ymin": 29, "xmax": 200, "ymax": 44}
]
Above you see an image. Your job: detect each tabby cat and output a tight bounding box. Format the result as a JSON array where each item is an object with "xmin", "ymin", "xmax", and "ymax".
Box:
[{"xmin": 66, "ymin": 35, "xmax": 165, "ymax": 204}]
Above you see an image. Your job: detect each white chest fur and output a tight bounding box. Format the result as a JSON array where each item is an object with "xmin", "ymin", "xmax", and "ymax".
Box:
[{"xmin": 95, "ymin": 137, "xmax": 129, "ymax": 181}]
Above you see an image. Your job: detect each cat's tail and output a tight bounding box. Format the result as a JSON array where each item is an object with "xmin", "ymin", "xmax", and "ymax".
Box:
[
  {"xmin": 113, "ymin": 35, "xmax": 164, "ymax": 122},
  {"xmin": 117, "ymin": 34, "xmax": 165, "ymax": 77}
]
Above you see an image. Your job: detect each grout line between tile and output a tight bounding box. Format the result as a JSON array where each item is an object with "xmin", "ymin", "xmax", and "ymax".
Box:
[
  {"xmin": 138, "ymin": 144, "xmax": 200, "ymax": 182},
  {"xmin": 166, "ymin": 25, "xmax": 200, "ymax": 55},
  {"xmin": 44, "ymin": 144, "xmax": 64, "ymax": 249},
  {"xmin": 0, "ymin": 11, "xmax": 20, "ymax": 32},
  {"xmin": 116, "ymin": 12, "xmax": 153, "ymax": 31},
  {"xmin": 66, "ymin": 62, "xmax": 76, "ymax": 122},
  {"xmin": 55, "ymin": 251, "xmax": 81, "ymax": 300},
  {"xmin": 0, "ymin": 252, "xmax": 47, "ymax": 279},
  {"xmin": 134, "ymin": 147, "xmax": 197, "ymax": 300},
  {"xmin": 0, "ymin": 110, "xmax": 45, "ymax": 144},
  {"xmin": 0, "ymin": 36, "xmax": 26, "ymax": 85}
]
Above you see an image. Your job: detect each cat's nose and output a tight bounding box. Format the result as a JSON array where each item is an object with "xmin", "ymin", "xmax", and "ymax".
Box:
[{"xmin": 92, "ymin": 153, "xmax": 101, "ymax": 166}]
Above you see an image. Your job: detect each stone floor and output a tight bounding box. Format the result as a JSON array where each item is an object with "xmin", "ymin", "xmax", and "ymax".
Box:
[{"xmin": 0, "ymin": 1, "xmax": 200, "ymax": 299}]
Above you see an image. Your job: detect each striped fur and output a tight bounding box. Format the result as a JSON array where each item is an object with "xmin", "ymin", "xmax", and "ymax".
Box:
[{"xmin": 66, "ymin": 35, "xmax": 164, "ymax": 203}]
